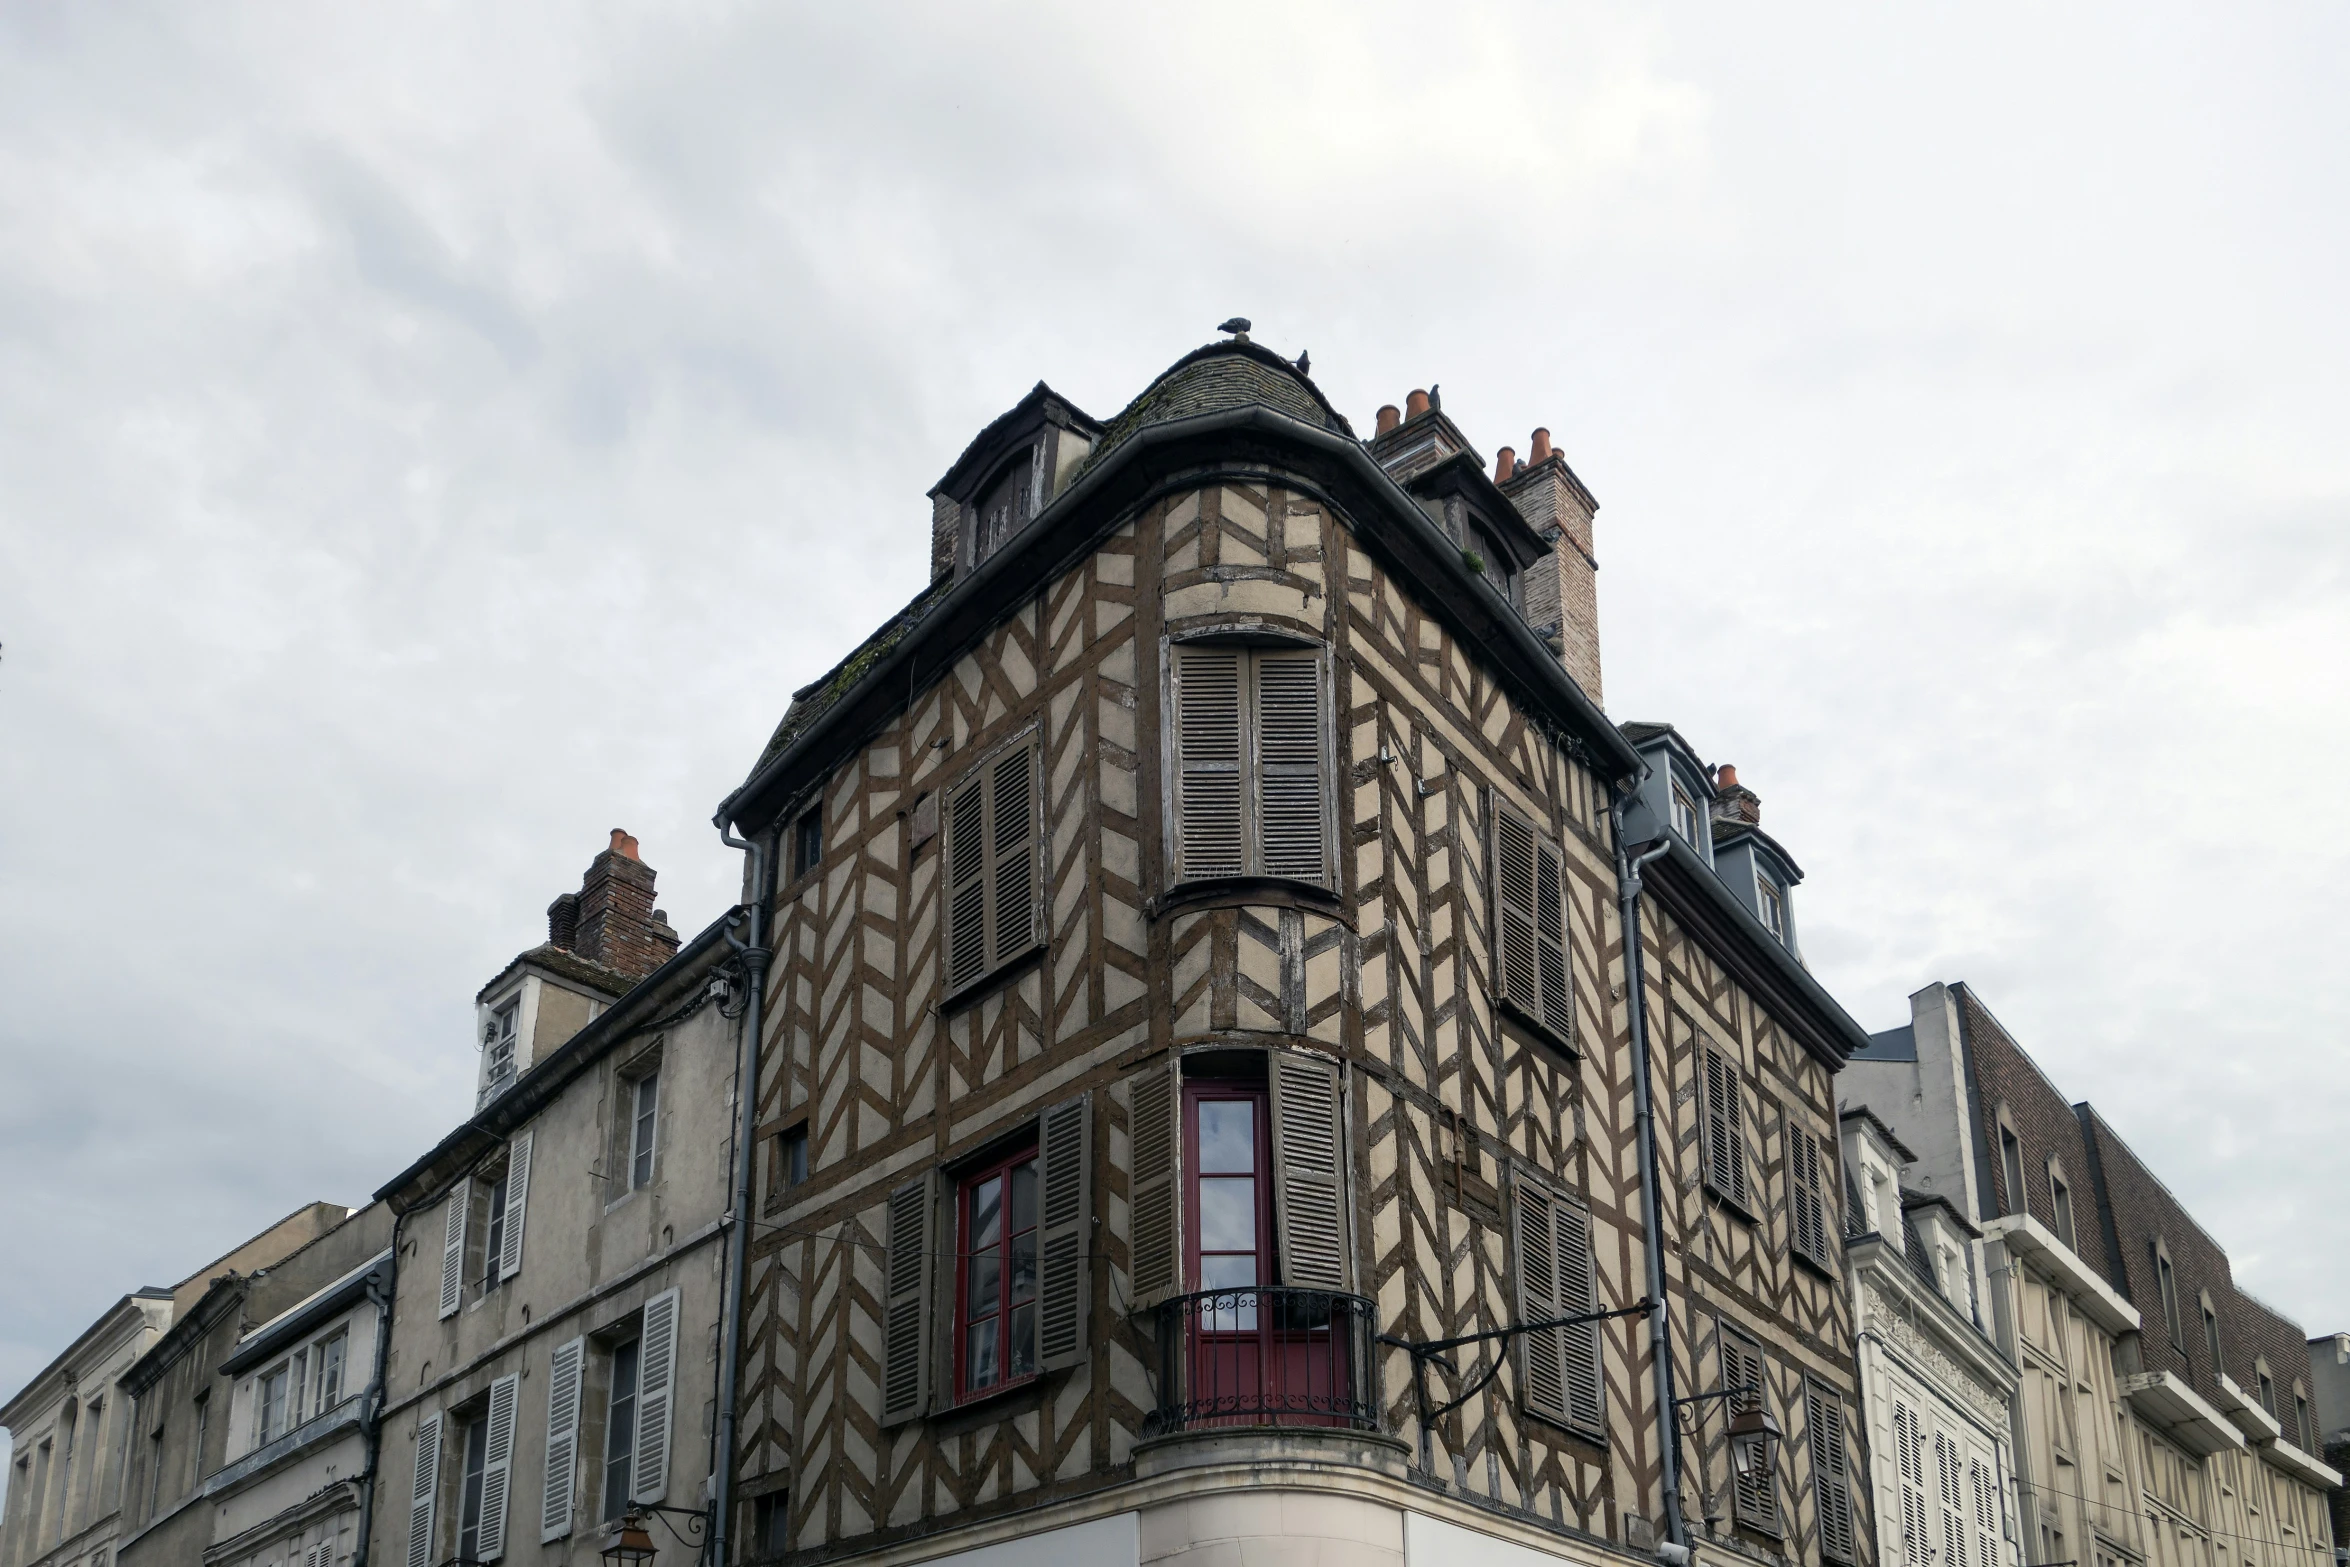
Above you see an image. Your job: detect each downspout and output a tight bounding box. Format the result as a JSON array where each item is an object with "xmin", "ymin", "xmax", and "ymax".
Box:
[
  {"xmin": 1611, "ymin": 776, "xmax": 1686, "ymax": 1554},
  {"xmin": 709, "ymin": 816, "xmax": 775, "ymax": 1567},
  {"xmin": 351, "ymin": 1207, "xmax": 403, "ymax": 1567}
]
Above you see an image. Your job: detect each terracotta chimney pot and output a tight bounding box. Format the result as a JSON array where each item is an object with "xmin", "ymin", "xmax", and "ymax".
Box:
[
  {"xmin": 1405, "ymin": 389, "xmax": 1430, "ymax": 420},
  {"xmin": 1375, "ymin": 404, "xmax": 1401, "ymax": 435},
  {"xmin": 1495, "ymin": 447, "xmax": 1518, "ymax": 483},
  {"xmin": 1529, "ymin": 427, "xmax": 1553, "ymax": 464},
  {"xmin": 1715, "ymin": 765, "xmax": 1738, "ymax": 792},
  {"xmin": 610, "ymin": 828, "xmax": 640, "ymax": 860}
]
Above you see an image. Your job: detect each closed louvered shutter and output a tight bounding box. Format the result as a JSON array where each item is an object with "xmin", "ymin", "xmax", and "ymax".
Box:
[
  {"xmin": 499, "ymin": 1131, "xmax": 532, "ymax": 1281},
  {"xmin": 540, "ymin": 1337, "xmax": 584, "ymax": 1542},
  {"xmin": 1789, "ymin": 1128, "xmax": 1829, "ymax": 1265},
  {"xmin": 944, "ymin": 737, "xmax": 1041, "ymax": 997},
  {"xmin": 1971, "ymin": 1454, "xmax": 1999, "ymax": 1567},
  {"xmin": 880, "ymin": 1179, "xmax": 933, "ymax": 1423},
  {"xmin": 1037, "ymin": 1094, "xmax": 1091, "ymax": 1371},
  {"xmin": 1554, "ymin": 1199, "xmax": 1602, "ymax": 1431},
  {"xmin": 1173, "ymin": 647, "xmax": 1245, "ymax": 880},
  {"xmin": 438, "ymin": 1184, "xmax": 468, "ymax": 1320},
  {"xmin": 1723, "ymin": 1328, "xmax": 1777, "ymax": 1529},
  {"xmin": 1254, "ymin": 650, "xmax": 1326, "ymax": 882},
  {"xmin": 1515, "ymin": 1178, "xmax": 1567, "ymax": 1424},
  {"xmin": 1534, "ymin": 837, "xmax": 1571, "ymax": 1039},
  {"xmin": 476, "ymin": 1372, "xmax": 517, "ymax": 1559},
  {"xmin": 1494, "ymin": 809, "xmax": 1542, "ymax": 1021},
  {"xmin": 1129, "ymin": 1058, "xmax": 1183, "ymax": 1308},
  {"xmin": 406, "ymin": 1412, "xmax": 441, "ymax": 1567},
  {"xmin": 1705, "ymin": 1050, "xmax": 1749, "ymax": 1209},
  {"xmin": 1937, "ymin": 1430, "xmax": 1967, "ymax": 1567},
  {"xmin": 630, "ymin": 1289, "xmax": 680, "ymax": 1504},
  {"xmin": 1270, "ymin": 1051, "xmax": 1346, "ymax": 1290},
  {"xmin": 1895, "ymin": 1401, "xmax": 1928, "ymax": 1567},
  {"xmin": 1808, "ymin": 1379, "xmax": 1856, "ymax": 1564}
]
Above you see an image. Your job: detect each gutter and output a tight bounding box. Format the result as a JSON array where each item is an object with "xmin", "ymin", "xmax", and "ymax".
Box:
[
  {"xmin": 718, "ymin": 401, "xmax": 1641, "ymax": 833},
  {"xmin": 709, "ymin": 822, "xmax": 777, "ymax": 1567}
]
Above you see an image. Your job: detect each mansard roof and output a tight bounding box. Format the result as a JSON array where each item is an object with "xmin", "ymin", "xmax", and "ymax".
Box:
[{"xmin": 721, "ymin": 337, "xmax": 1641, "ymax": 834}]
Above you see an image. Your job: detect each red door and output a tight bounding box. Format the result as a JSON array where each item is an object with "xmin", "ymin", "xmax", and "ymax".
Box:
[{"xmin": 1181, "ymin": 1080, "xmax": 1346, "ymax": 1426}]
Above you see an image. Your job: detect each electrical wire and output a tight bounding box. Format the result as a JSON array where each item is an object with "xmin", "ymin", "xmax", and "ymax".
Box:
[{"xmin": 2008, "ymin": 1474, "xmax": 2334, "ymax": 1560}]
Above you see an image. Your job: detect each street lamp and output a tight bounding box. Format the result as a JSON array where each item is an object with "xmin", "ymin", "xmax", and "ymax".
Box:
[
  {"xmin": 1726, "ymin": 1402, "xmax": 1783, "ymax": 1482},
  {"xmin": 598, "ymin": 1512, "xmax": 659, "ymax": 1565}
]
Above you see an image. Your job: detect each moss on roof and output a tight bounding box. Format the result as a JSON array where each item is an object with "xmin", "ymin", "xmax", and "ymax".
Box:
[
  {"xmin": 1076, "ymin": 341, "xmax": 1352, "ymax": 481},
  {"xmin": 745, "ymin": 576, "xmax": 951, "ymax": 780}
]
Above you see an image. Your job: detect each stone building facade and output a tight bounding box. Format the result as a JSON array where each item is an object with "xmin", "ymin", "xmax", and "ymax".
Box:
[
  {"xmin": 364, "ymin": 834, "xmax": 736, "ymax": 1567},
  {"xmin": 1842, "ymin": 984, "xmax": 2337, "ymax": 1567},
  {"xmin": 716, "ymin": 335, "xmax": 1873, "ymax": 1567}
]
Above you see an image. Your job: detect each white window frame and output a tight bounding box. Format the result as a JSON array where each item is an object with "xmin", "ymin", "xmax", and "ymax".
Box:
[{"xmin": 628, "ymin": 1070, "xmax": 659, "ymax": 1191}]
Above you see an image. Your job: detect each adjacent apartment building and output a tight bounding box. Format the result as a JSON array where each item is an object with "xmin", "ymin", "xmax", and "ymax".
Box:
[
  {"xmin": 716, "ymin": 331, "xmax": 1873, "ymax": 1567},
  {"xmin": 1844, "ymin": 984, "xmax": 2338, "ymax": 1567},
  {"xmin": 365, "ymin": 832, "xmax": 737, "ymax": 1567},
  {"xmin": 1, "ymin": 1202, "xmax": 358, "ymax": 1567}
]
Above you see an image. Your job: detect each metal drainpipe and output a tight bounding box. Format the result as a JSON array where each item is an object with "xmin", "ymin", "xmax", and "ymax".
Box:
[
  {"xmin": 708, "ymin": 818, "xmax": 775, "ymax": 1567},
  {"xmin": 350, "ymin": 1206, "xmax": 404, "ymax": 1567},
  {"xmin": 1611, "ymin": 777, "xmax": 1687, "ymax": 1553}
]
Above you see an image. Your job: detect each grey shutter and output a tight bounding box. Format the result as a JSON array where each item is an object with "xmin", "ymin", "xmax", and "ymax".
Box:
[
  {"xmin": 880, "ymin": 1179, "xmax": 933, "ymax": 1423},
  {"xmin": 1937, "ymin": 1430, "xmax": 1967, "ymax": 1567},
  {"xmin": 437, "ymin": 1183, "xmax": 468, "ymax": 1320},
  {"xmin": 1554, "ymin": 1199, "xmax": 1602, "ymax": 1431},
  {"xmin": 498, "ymin": 1131, "xmax": 532, "ymax": 1281},
  {"xmin": 1514, "ymin": 1179, "xmax": 1568, "ymax": 1424},
  {"xmin": 1706, "ymin": 1050, "xmax": 1749, "ymax": 1209},
  {"xmin": 1493, "ymin": 809, "xmax": 1542, "ymax": 1021},
  {"xmin": 1971, "ymin": 1454, "xmax": 1999, "ymax": 1567},
  {"xmin": 477, "ymin": 1372, "xmax": 517, "ymax": 1560},
  {"xmin": 630, "ymin": 1288, "xmax": 680, "ymax": 1504},
  {"xmin": 945, "ymin": 772, "xmax": 989, "ymax": 993},
  {"xmin": 988, "ymin": 740, "xmax": 1038, "ymax": 968},
  {"xmin": 1173, "ymin": 646, "xmax": 1244, "ymax": 880},
  {"xmin": 1809, "ymin": 1379, "xmax": 1856, "ymax": 1563},
  {"xmin": 1725, "ymin": 1330, "xmax": 1776, "ymax": 1528},
  {"xmin": 1253, "ymin": 650, "xmax": 1326, "ymax": 884},
  {"xmin": 1895, "ymin": 1401, "xmax": 1927, "ymax": 1567},
  {"xmin": 1790, "ymin": 1130, "xmax": 1828, "ymax": 1265},
  {"xmin": 1037, "ymin": 1094, "xmax": 1091, "ymax": 1371},
  {"xmin": 540, "ymin": 1337, "xmax": 584, "ymax": 1542},
  {"xmin": 1269, "ymin": 1051, "xmax": 1346, "ymax": 1290},
  {"xmin": 406, "ymin": 1412, "xmax": 441, "ymax": 1567},
  {"xmin": 1534, "ymin": 837, "xmax": 1572, "ymax": 1039},
  {"xmin": 1128, "ymin": 1058, "xmax": 1184, "ymax": 1308}
]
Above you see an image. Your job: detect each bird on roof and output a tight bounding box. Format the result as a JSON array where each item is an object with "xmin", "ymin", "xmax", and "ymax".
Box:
[
  {"xmin": 1294, "ymin": 349, "xmax": 1311, "ymax": 375},
  {"xmin": 1218, "ymin": 317, "xmax": 1252, "ymax": 341},
  {"xmin": 1428, "ymin": 382, "xmax": 1442, "ymax": 411}
]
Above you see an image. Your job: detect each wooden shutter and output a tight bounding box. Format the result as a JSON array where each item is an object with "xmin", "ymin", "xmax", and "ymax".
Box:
[
  {"xmin": 498, "ymin": 1131, "xmax": 532, "ymax": 1281},
  {"xmin": 540, "ymin": 1337, "xmax": 584, "ymax": 1542},
  {"xmin": 1704, "ymin": 1049, "xmax": 1749, "ymax": 1209},
  {"xmin": 1036, "ymin": 1094, "xmax": 1091, "ymax": 1371},
  {"xmin": 945, "ymin": 771, "xmax": 989, "ymax": 994},
  {"xmin": 476, "ymin": 1372, "xmax": 517, "ymax": 1559},
  {"xmin": 1515, "ymin": 1178, "xmax": 1567, "ymax": 1424},
  {"xmin": 630, "ymin": 1288, "xmax": 680, "ymax": 1504},
  {"xmin": 1534, "ymin": 837, "xmax": 1571, "ymax": 1039},
  {"xmin": 1970, "ymin": 1453, "xmax": 1999, "ymax": 1567},
  {"xmin": 1173, "ymin": 647, "xmax": 1245, "ymax": 879},
  {"xmin": 989, "ymin": 739, "xmax": 1038, "ymax": 965},
  {"xmin": 1723, "ymin": 1328, "xmax": 1777, "ymax": 1529},
  {"xmin": 1254, "ymin": 650, "xmax": 1326, "ymax": 883},
  {"xmin": 1554, "ymin": 1199, "xmax": 1602, "ymax": 1431},
  {"xmin": 1270, "ymin": 1051, "xmax": 1346, "ymax": 1290},
  {"xmin": 1128, "ymin": 1058, "xmax": 1184, "ymax": 1309},
  {"xmin": 1493, "ymin": 809, "xmax": 1542, "ymax": 1021},
  {"xmin": 438, "ymin": 1183, "xmax": 468, "ymax": 1320},
  {"xmin": 406, "ymin": 1412, "xmax": 441, "ymax": 1567},
  {"xmin": 1788, "ymin": 1128, "xmax": 1827, "ymax": 1265},
  {"xmin": 1936, "ymin": 1430, "xmax": 1967, "ymax": 1567},
  {"xmin": 880, "ymin": 1179, "xmax": 933, "ymax": 1423},
  {"xmin": 1808, "ymin": 1379, "xmax": 1857, "ymax": 1564},
  {"xmin": 1895, "ymin": 1400, "xmax": 1928, "ymax": 1567}
]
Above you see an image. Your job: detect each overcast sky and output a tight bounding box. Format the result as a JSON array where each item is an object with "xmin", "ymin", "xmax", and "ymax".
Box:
[{"xmin": 4, "ymin": 2, "xmax": 2345, "ymax": 1437}]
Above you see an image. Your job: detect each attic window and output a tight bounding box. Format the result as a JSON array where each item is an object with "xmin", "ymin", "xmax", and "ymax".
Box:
[
  {"xmin": 1671, "ymin": 782, "xmax": 1702, "ymax": 845},
  {"xmin": 973, "ymin": 450, "xmax": 1036, "ymax": 567},
  {"xmin": 483, "ymin": 1001, "xmax": 518, "ymax": 1099},
  {"xmin": 1755, "ymin": 875, "xmax": 1786, "ymax": 941}
]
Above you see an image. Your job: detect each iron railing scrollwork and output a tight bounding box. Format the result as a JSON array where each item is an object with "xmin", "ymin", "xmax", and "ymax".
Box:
[{"xmin": 1144, "ymin": 1285, "xmax": 1377, "ymax": 1435}]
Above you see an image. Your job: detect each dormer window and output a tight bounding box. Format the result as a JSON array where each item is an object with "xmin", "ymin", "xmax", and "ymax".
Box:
[
  {"xmin": 1756, "ymin": 875, "xmax": 1785, "ymax": 940},
  {"xmin": 973, "ymin": 450, "xmax": 1036, "ymax": 567},
  {"xmin": 484, "ymin": 1001, "xmax": 518, "ymax": 1099},
  {"xmin": 1671, "ymin": 783, "xmax": 1702, "ymax": 845}
]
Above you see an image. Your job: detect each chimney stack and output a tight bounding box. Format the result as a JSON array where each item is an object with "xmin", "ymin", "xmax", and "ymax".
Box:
[
  {"xmin": 570, "ymin": 828, "xmax": 681, "ymax": 979},
  {"xmin": 1500, "ymin": 425, "xmax": 1604, "ymax": 706},
  {"xmin": 1712, "ymin": 764, "xmax": 1761, "ymax": 828}
]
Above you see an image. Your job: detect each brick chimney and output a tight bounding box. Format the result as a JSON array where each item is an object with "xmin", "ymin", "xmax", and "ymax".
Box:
[
  {"xmin": 1502, "ymin": 428, "xmax": 1604, "ymax": 706},
  {"xmin": 1712, "ymin": 764, "xmax": 1761, "ymax": 828},
  {"xmin": 570, "ymin": 829, "xmax": 680, "ymax": 979}
]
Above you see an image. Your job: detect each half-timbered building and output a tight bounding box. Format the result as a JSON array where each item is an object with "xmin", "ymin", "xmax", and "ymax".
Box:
[{"xmin": 718, "ymin": 331, "xmax": 1875, "ymax": 1567}]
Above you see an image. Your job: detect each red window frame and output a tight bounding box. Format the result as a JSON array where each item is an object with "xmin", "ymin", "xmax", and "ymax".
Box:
[
  {"xmin": 952, "ymin": 1144, "xmax": 1039, "ymax": 1402},
  {"xmin": 1182, "ymin": 1080, "xmax": 1271, "ymax": 1299}
]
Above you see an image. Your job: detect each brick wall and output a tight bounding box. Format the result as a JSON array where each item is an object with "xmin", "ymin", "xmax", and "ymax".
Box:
[
  {"xmin": 1954, "ymin": 984, "xmax": 2118, "ymax": 1283},
  {"xmin": 568, "ymin": 831, "xmax": 680, "ymax": 980}
]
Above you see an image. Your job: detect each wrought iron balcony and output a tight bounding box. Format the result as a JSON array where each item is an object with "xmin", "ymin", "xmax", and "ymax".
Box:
[{"xmin": 1144, "ymin": 1285, "xmax": 1378, "ymax": 1435}]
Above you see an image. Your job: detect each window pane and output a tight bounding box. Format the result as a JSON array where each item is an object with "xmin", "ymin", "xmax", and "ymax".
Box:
[
  {"xmin": 1199, "ymin": 1253, "xmax": 1258, "ymax": 1290},
  {"xmin": 1009, "ymin": 1231, "xmax": 1037, "ymax": 1306},
  {"xmin": 1009, "ymin": 1161, "xmax": 1037, "ymax": 1235},
  {"xmin": 1197, "ymin": 1101, "xmax": 1255, "ymax": 1173},
  {"xmin": 968, "ymin": 1252, "xmax": 1000, "ymax": 1320},
  {"xmin": 1198, "ymin": 1177, "xmax": 1257, "ymax": 1252},
  {"xmin": 970, "ymin": 1175, "xmax": 1003, "ymax": 1250},
  {"xmin": 604, "ymin": 1339, "xmax": 640, "ymax": 1521},
  {"xmin": 966, "ymin": 1318, "xmax": 999, "ymax": 1389},
  {"xmin": 1009, "ymin": 1303, "xmax": 1037, "ymax": 1378}
]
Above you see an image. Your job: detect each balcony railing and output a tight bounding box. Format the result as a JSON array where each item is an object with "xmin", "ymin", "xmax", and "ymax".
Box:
[{"xmin": 1144, "ymin": 1286, "xmax": 1378, "ymax": 1435}]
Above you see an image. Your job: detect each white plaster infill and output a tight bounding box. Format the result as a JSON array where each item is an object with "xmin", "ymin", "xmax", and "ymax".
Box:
[
  {"xmin": 2255, "ymin": 1436, "xmax": 2343, "ymax": 1491},
  {"xmin": 2120, "ymin": 1372, "xmax": 2246, "ymax": 1457},
  {"xmin": 2212, "ymin": 1375, "xmax": 2284, "ymax": 1443},
  {"xmin": 1981, "ymin": 1214, "xmax": 2139, "ymax": 1335}
]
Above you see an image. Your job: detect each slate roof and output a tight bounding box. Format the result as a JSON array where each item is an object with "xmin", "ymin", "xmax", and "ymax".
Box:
[
  {"xmin": 746, "ymin": 577, "xmax": 954, "ymax": 780},
  {"xmin": 1075, "ymin": 340, "xmax": 1353, "ymax": 480}
]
